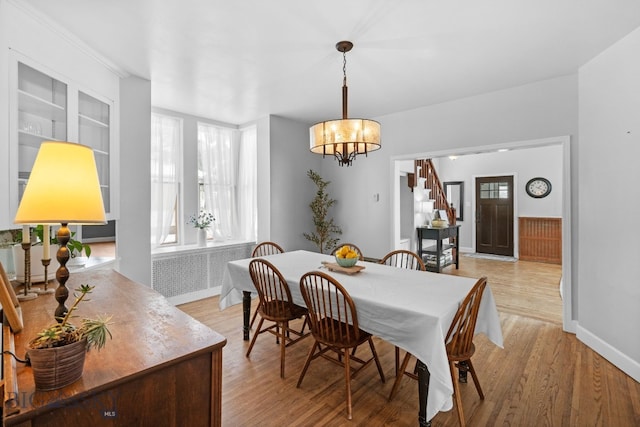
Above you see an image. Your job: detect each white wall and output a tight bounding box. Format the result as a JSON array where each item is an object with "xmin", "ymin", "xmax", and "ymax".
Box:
[
  {"xmin": 578, "ymin": 27, "xmax": 640, "ymax": 381},
  {"xmin": 321, "ymin": 75, "xmax": 578, "ymax": 260},
  {"xmin": 435, "ymin": 144, "xmax": 563, "ymax": 251},
  {"xmin": 268, "ymin": 115, "xmax": 321, "ymax": 252},
  {"xmin": 117, "ymin": 76, "xmax": 151, "ymax": 286}
]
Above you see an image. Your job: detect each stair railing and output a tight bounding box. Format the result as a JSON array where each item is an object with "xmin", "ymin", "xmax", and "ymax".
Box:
[{"xmin": 414, "ymin": 159, "xmax": 456, "ymax": 225}]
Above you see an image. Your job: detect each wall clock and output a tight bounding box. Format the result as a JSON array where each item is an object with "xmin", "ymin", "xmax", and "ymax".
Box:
[{"xmin": 525, "ymin": 177, "xmax": 552, "ymax": 198}]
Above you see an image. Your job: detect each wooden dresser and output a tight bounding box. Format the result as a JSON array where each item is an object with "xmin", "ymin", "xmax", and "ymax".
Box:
[{"xmin": 3, "ymin": 269, "xmax": 226, "ymax": 426}]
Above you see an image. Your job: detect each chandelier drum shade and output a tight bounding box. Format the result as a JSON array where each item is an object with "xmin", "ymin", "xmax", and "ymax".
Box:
[{"xmin": 309, "ymin": 41, "xmax": 381, "ymax": 167}]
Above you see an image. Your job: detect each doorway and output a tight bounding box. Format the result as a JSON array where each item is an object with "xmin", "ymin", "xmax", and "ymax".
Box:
[
  {"xmin": 475, "ymin": 176, "xmax": 514, "ymax": 256},
  {"xmin": 390, "ymin": 136, "xmax": 572, "ymax": 333}
]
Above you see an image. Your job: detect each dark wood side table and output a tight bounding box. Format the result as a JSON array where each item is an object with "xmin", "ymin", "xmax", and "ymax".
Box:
[{"xmin": 417, "ymin": 225, "xmax": 461, "ymax": 272}]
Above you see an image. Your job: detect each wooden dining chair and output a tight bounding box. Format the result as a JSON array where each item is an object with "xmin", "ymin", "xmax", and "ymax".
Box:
[
  {"xmin": 330, "ymin": 243, "xmax": 364, "ymax": 261},
  {"xmin": 379, "ymin": 249, "xmax": 426, "ymax": 271},
  {"xmin": 388, "ymin": 277, "xmax": 488, "ymax": 427},
  {"xmin": 249, "ymin": 241, "xmax": 285, "ymax": 328},
  {"xmin": 379, "ymin": 249, "xmax": 426, "ymax": 374},
  {"xmin": 297, "ymin": 271, "xmax": 385, "ymax": 420},
  {"xmin": 246, "ymin": 258, "xmax": 309, "ymax": 379},
  {"xmin": 251, "ymin": 241, "xmax": 285, "ymax": 257}
]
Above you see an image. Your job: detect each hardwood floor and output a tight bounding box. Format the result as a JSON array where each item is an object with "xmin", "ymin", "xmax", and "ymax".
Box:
[{"xmin": 178, "ymin": 258, "xmax": 640, "ymax": 426}]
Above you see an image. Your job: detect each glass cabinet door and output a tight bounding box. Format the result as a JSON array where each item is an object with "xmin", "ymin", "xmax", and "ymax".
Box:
[
  {"xmin": 17, "ymin": 62, "xmax": 67, "ymax": 201},
  {"xmin": 78, "ymin": 91, "xmax": 111, "ymax": 213}
]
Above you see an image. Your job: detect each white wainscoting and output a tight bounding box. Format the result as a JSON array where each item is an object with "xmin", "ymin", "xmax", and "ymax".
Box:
[{"xmin": 152, "ymin": 241, "xmax": 253, "ymax": 305}]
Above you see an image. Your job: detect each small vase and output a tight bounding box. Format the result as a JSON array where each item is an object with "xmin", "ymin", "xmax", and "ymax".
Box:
[{"xmin": 197, "ymin": 228, "xmax": 207, "ymax": 246}]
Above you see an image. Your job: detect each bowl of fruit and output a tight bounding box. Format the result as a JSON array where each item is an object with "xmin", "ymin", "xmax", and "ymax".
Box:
[{"xmin": 334, "ymin": 245, "xmax": 359, "ymax": 268}]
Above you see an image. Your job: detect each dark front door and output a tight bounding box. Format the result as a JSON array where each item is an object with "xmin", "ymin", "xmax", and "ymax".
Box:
[{"xmin": 475, "ymin": 176, "xmax": 514, "ymax": 256}]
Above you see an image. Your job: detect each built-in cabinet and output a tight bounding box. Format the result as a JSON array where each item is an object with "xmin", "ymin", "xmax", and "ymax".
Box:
[
  {"xmin": 10, "ymin": 58, "xmax": 116, "ymax": 221},
  {"xmin": 16, "ymin": 62, "xmax": 67, "ymax": 203}
]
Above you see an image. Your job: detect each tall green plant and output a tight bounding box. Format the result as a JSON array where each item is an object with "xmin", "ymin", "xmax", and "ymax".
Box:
[{"xmin": 303, "ymin": 170, "xmax": 342, "ymax": 254}]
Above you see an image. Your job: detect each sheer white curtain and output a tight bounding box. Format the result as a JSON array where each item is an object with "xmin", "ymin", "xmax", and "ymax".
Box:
[
  {"xmin": 198, "ymin": 123, "xmax": 256, "ymax": 241},
  {"xmin": 151, "ymin": 114, "xmax": 181, "ymax": 246},
  {"xmin": 237, "ymin": 126, "xmax": 257, "ymax": 240}
]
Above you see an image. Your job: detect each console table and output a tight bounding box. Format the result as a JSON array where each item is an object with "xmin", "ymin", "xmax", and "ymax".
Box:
[
  {"xmin": 417, "ymin": 225, "xmax": 461, "ymax": 272},
  {"xmin": 3, "ymin": 269, "xmax": 226, "ymax": 426}
]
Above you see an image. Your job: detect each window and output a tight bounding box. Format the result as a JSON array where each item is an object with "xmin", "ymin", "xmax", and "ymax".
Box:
[
  {"xmin": 197, "ymin": 123, "xmax": 256, "ymax": 241},
  {"xmin": 151, "ymin": 113, "xmax": 182, "ymax": 246},
  {"xmin": 480, "ymin": 182, "xmax": 509, "ymax": 199}
]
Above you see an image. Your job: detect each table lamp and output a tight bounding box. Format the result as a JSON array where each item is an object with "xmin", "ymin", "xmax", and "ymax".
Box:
[{"xmin": 14, "ymin": 141, "xmax": 106, "ymax": 321}]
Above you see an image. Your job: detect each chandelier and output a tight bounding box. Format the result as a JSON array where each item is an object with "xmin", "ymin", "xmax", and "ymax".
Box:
[{"xmin": 309, "ymin": 41, "xmax": 381, "ymax": 167}]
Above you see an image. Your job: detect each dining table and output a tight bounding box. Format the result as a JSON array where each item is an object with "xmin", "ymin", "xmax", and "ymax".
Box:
[{"xmin": 220, "ymin": 250, "xmax": 503, "ymax": 426}]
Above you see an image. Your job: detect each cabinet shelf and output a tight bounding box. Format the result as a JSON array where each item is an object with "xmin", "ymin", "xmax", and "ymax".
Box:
[
  {"xmin": 421, "ymin": 244, "xmax": 455, "ymax": 254},
  {"xmin": 79, "ymin": 113, "xmax": 109, "ymax": 128},
  {"xmin": 18, "ymin": 130, "xmax": 62, "ymax": 147},
  {"xmin": 18, "ymin": 90, "xmax": 66, "ymax": 122}
]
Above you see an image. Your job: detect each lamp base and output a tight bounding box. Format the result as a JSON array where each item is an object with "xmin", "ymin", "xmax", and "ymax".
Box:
[{"xmin": 17, "ymin": 292, "xmax": 38, "ymax": 301}]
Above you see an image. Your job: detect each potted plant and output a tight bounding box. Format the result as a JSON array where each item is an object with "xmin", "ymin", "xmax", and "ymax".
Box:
[
  {"xmin": 303, "ymin": 170, "xmax": 342, "ymax": 254},
  {"xmin": 26, "ymin": 284, "xmax": 112, "ymax": 390}
]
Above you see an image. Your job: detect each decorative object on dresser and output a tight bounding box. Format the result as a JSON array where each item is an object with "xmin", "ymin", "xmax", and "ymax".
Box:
[
  {"xmin": 26, "ymin": 284, "xmax": 112, "ymax": 390},
  {"xmin": 309, "ymin": 41, "xmax": 381, "ymax": 166},
  {"xmin": 14, "ymin": 141, "xmax": 106, "ymax": 321}
]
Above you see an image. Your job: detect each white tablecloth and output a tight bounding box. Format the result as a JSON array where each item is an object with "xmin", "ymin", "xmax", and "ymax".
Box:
[{"xmin": 220, "ymin": 250, "xmax": 503, "ymax": 421}]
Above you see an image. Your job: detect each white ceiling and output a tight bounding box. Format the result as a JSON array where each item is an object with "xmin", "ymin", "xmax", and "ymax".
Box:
[{"xmin": 23, "ymin": 0, "xmax": 640, "ymax": 125}]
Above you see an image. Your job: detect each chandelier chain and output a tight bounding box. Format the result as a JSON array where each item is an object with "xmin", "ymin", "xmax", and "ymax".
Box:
[{"xmin": 343, "ymin": 50, "xmax": 347, "ymax": 86}]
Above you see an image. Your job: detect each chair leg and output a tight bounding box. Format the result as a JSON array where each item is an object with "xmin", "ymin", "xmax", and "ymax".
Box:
[
  {"xmin": 466, "ymin": 359, "xmax": 484, "ymax": 399},
  {"xmin": 395, "ymin": 346, "xmax": 400, "ymax": 376},
  {"xmin": 368, "ymin": 338, "xmax": 386, "ymax": 383},
  {"xmin": 249, "ymin": 304, "xmax": 260, "ymax": 328},
  {"xmin": 279, "ymin": 321, "xmax": 287, "ymax": 379},
  {"xmin": 450, "ymin": 361, "xmax": 466, "ymax": 427},
  {"xmin": 296, "ymin": 341, "xmax": 318, "ymax": 388},
  {"xmin": 246, "ymin": 317, "xmax": 265, "ymax": 357},
  {"xmin": 344, "ymin": 349, "xmax": 353, "ymax": 420},
  {"xmin": 388, "ymin": 352, "xmax": 413, "ymax": 401}
]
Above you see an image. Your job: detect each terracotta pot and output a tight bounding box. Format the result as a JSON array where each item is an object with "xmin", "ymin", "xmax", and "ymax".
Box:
[{"xmin": 27, "ymin": 338, "xmax": 88, "ymax": 390}]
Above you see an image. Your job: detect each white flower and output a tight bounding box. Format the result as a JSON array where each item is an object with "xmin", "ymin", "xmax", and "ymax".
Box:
[{"xmin": 188, "ymin": 211, "xmax": 215, "ymax": 229}]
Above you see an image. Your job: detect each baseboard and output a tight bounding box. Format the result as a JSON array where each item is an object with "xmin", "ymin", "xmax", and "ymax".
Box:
[
  {"xmin": 576, "ymin": 324, "xmax": 640, "ymax": 383},
  {"xmin": 167, "ymin": 286, "xmax": 221, "ymax": 306}
]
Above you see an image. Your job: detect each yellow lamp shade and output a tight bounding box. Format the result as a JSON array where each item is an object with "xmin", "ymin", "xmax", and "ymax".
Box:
[{"xmin": 14, "ymin": 141, "xmax": 106, "ymax": 225}]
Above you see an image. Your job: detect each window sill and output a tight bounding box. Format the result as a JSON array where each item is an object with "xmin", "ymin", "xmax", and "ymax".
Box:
[{"xmin": 152, "ymin": 239, "xmax": 254, "ymax": 257}]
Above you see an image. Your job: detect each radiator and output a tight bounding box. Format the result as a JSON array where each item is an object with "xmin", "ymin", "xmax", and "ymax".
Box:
[{"xmin": 152, "ymin": 242, "xmax": 253, "ymax": 299}]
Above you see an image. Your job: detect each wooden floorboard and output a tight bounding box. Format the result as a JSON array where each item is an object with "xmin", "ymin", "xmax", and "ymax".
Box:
[{"xmin": 178, "ymin": 257, "xmax": 639, "ymax": 426}]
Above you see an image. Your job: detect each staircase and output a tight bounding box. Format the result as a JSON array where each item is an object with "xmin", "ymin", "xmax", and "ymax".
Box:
[{"xmin": 411, "ymin": 159, "xmax": 456, "ymax": 225}]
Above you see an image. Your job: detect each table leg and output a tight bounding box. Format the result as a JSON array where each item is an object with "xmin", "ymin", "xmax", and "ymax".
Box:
[
  {"xmin": 242, "ymin": 290, "xmax": 251, "ymax": 341},
  {"xmin": 417, "ymin": 359, "xmax": 432, "ymax": 427}
]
